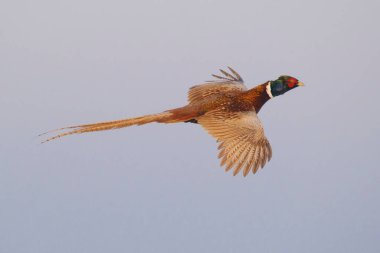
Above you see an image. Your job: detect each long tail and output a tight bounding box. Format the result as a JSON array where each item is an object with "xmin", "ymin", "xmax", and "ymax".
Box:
[{"xmin": 41, "ymin": 107, "xmax": 196, "ymax": 143}]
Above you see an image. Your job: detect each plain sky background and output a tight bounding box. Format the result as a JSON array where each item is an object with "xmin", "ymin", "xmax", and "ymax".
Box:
[{"xmin": 1, "ymin": 0, "xmax": 380, "ymax": 252}]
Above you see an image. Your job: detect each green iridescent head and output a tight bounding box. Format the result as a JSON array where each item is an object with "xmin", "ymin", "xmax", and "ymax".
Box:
[{"xmin": 268, "ymin": 76, "xmax": 304, "ymax": 97}]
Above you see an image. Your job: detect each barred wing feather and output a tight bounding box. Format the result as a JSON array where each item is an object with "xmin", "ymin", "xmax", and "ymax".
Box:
[
  {"xmin": 188, "ymin": 67, "xmax": 247, "ymax": 104},
  {"xmin": 198, "ymin": 110, "xmax": 272, "ymax": 176}
]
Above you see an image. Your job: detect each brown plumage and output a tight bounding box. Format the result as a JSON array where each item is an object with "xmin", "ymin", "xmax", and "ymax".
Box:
[{"xmin": 42, "ymin": 67, "xmax": 303, "ymax": 176}]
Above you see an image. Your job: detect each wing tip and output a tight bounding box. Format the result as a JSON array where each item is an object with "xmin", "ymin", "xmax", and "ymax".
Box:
[{"xmin": 210, "ymin": 66, "xmax": 244, "ymax": 83}]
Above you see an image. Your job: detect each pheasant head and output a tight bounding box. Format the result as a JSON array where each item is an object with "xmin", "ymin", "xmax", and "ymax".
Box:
[{"xmin": 267, "ymin": 76, "xmax": 304, "ymax": 98}]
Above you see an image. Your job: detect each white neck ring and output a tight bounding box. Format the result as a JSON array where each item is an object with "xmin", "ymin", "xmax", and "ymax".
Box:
[{"xmin": 266, "ymin": 82, "xmax": 273, "ymax": 99}]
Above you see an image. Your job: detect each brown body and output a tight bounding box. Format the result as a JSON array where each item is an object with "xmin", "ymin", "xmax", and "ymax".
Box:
[{"xmin": 168, "ymin": 82, "xmax": 270, "ymax": 124}]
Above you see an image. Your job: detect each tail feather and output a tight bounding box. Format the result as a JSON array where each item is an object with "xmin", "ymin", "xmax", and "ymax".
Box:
[
  {"xmin": 41, "ymin": 111, "xmax": 176, "ymax": 143},
  {"xmin": 38, "ymin": 118, "xmax": 131, "ymax": 136}
]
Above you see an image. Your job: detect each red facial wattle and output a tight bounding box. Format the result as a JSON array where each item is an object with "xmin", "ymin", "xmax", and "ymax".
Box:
[{"xmin": 287, "ymin": 77, "xmax": 298, "ymax": 88}]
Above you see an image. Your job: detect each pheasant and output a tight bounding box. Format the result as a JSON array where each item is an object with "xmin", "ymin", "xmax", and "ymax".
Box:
[{"xmin": 42, "ymin": 67, "xmax": 304, "ymax": 176}]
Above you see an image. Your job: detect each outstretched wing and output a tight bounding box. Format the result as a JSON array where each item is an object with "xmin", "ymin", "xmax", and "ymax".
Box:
[
  {"xmin": 188, "ymin": 67, "xmax": 247, "ymax": 104},
  {"xmin": 198, "ymin": 109, "xmax": 272, "ymax": 177}
]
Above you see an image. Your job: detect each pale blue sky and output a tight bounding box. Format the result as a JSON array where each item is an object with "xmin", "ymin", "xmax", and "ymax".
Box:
[{"xmin": 1, "ymin": 0, "xmax": 380, "ymax": 252}]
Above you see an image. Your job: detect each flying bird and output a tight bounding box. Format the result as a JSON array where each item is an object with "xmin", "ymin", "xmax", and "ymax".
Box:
[{"xmin": 42, "ymin": 67, "xmax": 303, "ymax": 176}]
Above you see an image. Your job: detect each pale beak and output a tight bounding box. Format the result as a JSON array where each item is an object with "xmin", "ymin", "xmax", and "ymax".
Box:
[{"xmin": 298, "ymin": 81, "xmax": 305, "ymax": 87}]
